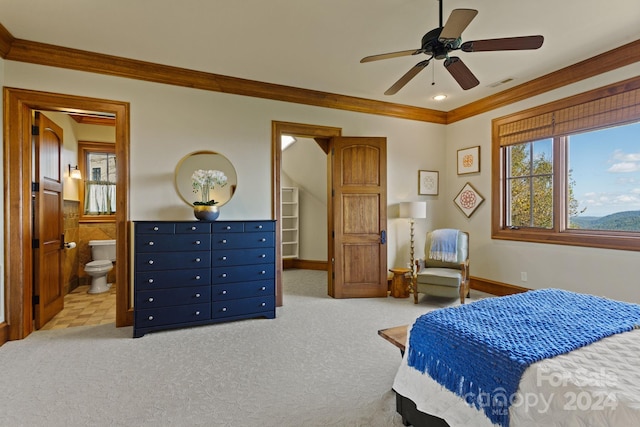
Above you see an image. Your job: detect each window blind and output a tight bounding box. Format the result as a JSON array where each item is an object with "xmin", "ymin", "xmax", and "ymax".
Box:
[{"xmin": 496, "ymin": 77, "xmax": 640, "ymax": 146}]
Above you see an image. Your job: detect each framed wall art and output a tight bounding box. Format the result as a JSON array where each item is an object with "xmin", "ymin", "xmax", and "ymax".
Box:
[
  {"xmin": 457, "ymin": 145, "xmax": 480, "ymax": 175},
  {"xmin": 418, "ymin": 170, "xmax": 439, "ymax": 195},
  {"xmin": 454, "ymin": 182, "xmax": 484, "ymax": 218}
]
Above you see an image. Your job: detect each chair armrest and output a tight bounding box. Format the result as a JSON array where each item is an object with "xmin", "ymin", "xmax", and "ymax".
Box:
[{"xmin": 415, "ymin": 258, "xmax": 426, "ymax": 272}]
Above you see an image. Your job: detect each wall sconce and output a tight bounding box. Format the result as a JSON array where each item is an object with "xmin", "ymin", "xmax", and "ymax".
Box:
[{"xmin": 68, "ymin": 165, "xmax": 82, "ymax": 180}]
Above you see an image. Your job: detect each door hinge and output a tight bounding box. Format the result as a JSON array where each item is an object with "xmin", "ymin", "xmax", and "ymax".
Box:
[
  {"xmin": 32, "ymin": 239, "xmax": 40, "ymax": 248},
  {"xmin": 32, "ymin": 295, "xmax": 40, "ymax": 305},
  {"xmin": 31, "ymin": 125, "xmax": 39, "ymax": 136},
  {"xmin": 32, "ymin": 182, "xmax": 39, "ymax": 192}
]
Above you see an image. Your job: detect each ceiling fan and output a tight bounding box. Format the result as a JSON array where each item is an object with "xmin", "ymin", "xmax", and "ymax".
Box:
[{"xmin": 360, "ymin": 0, "xmax": 544, "ymax": 95}]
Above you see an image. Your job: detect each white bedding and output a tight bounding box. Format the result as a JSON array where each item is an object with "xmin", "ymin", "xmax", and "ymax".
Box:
[{"xmin": 392, "ymin": 327, "xmax": 640, "ymax": 427}]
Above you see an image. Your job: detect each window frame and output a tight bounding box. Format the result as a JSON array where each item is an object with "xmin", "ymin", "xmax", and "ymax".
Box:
[
  {"xmin": 492, "ymin": 76, "xmax": 640, "ymax": 251},
  {"xmin": 78, "ymin": 140, "xmax": 116, "ymax": 223}
]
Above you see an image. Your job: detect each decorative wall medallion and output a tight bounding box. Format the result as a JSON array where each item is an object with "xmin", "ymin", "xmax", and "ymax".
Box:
[{"xmin": 454, "ymin": 182, "xmax": 484, "ymax": 218}]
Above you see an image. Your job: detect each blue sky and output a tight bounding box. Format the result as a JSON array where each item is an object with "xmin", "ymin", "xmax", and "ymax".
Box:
[{"xmin": 569, "ymin": 122, "xmax": 640, "ymax": 217}]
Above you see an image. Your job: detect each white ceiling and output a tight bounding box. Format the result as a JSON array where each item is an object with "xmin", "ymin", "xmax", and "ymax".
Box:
[{"xmin": 1, "ymin": 0, "xmax": 639, "ymax": 111}]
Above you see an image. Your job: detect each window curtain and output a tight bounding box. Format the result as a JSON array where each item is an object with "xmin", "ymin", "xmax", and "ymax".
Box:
[{"xmin": 84, "ymin": 181, "xmax": 116, "ymax": 214}]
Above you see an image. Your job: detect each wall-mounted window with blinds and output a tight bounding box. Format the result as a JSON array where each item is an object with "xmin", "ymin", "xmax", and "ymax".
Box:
[
  {"xmin": 492, "ymin": 76, "xmax": 640, "ymax": 251},
  {"xmin": 78, "ymin": 141, "xmax": 116, "ymax": 222}
]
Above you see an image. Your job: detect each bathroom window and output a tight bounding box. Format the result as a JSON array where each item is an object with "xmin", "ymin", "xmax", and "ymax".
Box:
[{"xmin": 78, "ymin": 141, "xmax": 116, "ymax": 222}]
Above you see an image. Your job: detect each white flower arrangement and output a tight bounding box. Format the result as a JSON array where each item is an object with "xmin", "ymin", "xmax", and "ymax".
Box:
[{"xmin": 192, "ymin": 169, "xmax": 228, "ymax": 205}]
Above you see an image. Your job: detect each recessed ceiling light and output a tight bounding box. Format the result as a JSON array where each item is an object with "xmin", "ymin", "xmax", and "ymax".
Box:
[{"xmin": 432, "ymin": 94, "xmax": 447, "ymax": 101}]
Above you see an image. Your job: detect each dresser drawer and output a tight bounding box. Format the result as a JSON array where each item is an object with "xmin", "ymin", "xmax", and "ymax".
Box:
[
  {"xmin": 212, "ymin": 222, "xmax": 244, "ymax": 233},
  {"xmin": 244, "ymin": 221, "xmax": 275, "ymax": 232},
  {"xmin": 211, "ymin": 248, "xmax": 275, "ymax": 267},
  {"xmin": 136, "ymin": 234, "xmax": 211, "ymax": 253},
  {"xmin": 136, "ymin": 268, "xmax": 210, "ymax": 290},
  {"xmin": 135, "ymin": 285, "xmax": 211, "ymax": 308},
  {"xmin": 136, "ymin": 251, "xmax": 211, "ymax": 271},
  {"xmin": 211, "ymin": 280, "xmax": 274, "ymax": 301},
  {"xmin": 211, "ymin": 231, "xmax": 274, "ymax": 250},
  {"xmin": 175, "ymin": 222, "xmax": 211, "ymax": 234},
  {"xmin": 135, "ymin": 222, "xmax": 175, "ymax": 234},
  {"xmin": 213, "ymin": 264, "xmax": 274, "ymax": 284},
  {"xmin": 212, "ymin": 296, "xmax": 275, "ymax": 319},
  {"xmin": 135, "ymin": 303, "xmax": 211, "ymax": 328}
]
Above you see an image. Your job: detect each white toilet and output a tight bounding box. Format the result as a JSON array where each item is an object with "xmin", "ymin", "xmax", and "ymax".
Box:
[{"xmin": 85, "ymin": 239, "xmax": 116, "ymax": 294}]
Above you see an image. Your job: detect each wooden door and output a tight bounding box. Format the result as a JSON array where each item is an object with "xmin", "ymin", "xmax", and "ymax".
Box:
[
  {"xmin": 329, "ymin": 137, "xmax": 388, "ymax": 298},
  {"xmin": 32, "ymin": 112, "xmax": 65, "ymax": 328}
]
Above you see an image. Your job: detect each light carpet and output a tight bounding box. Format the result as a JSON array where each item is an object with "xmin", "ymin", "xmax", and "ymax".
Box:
[{"xmin": 0, "ymin": 269, "xmax": 483, "ymax": 427}]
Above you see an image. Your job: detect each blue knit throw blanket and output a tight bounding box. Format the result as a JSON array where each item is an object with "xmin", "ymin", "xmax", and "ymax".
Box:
[{"xmin": 407, "ymin": 289, "xmax": 640, "ymax": 427}]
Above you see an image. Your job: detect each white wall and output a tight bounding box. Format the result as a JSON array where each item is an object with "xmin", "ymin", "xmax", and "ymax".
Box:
[
  {"xmin": 443, "ymin": 63, "xmax": 640, "ymax": 304},
  {"xmin": 1, "ymin": 60, "xmax": 444, "ymax": 322}
]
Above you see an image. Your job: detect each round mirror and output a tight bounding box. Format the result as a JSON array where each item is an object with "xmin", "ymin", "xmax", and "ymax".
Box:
[{"xmin": 175, "ymin": 151, "xmax": 237, "ymax": 207}]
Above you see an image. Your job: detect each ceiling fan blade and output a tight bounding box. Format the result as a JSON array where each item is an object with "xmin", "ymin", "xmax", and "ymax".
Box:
[
  {"xmin": 461, "ymin": 35, "xmax": 544, "ymax": 52},
  {"xmin": 384, "ymin": 59, "xmax": 430, "ymax": 95},
  {"xmin": 439, "ymin": 9, "xmax": 478, "ymax": 42},
  {"xmin": 444, "ymin": 56, "xmax": 479, "ymax": 90},
  {"xmin": 360, "ymin": 49, "xmax": 424, "ymax": 63}
]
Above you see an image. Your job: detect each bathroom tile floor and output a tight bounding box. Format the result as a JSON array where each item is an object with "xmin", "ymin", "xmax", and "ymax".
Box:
[{"xmin": 40, "ymin": 284, "xmax": 116, "ymax": 330}]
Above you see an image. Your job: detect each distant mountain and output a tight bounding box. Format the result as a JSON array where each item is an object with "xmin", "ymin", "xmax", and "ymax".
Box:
[{"xmin": 570, "ymin": 210, "xmax": 640, "ymax": 231}]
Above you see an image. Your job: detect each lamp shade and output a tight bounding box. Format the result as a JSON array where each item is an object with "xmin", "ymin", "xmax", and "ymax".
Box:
[{"xmin": 400, "ymin": 201, "xmax": 427, "ymax": 219}]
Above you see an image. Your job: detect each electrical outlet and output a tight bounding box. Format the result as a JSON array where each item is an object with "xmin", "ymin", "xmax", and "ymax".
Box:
[{"xmin": 520, "ymin": 272, "xmax": 528, "ymax": 282}]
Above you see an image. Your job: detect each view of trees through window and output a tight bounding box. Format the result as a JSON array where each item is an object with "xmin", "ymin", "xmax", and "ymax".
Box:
[{"xmin": 506, "ymin": 121, "xmax": 640, "ymax": 232}]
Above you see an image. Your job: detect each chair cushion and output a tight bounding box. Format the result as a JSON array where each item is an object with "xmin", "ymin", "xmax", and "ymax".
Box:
[{"xmin": 416, "ymin": 267, "xmax": 462, "ymax": 288}]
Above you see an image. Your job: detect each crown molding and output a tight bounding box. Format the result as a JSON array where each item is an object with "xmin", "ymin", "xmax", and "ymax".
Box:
[
  {"xmin": 0, "ymin": 22, "xmax": 14, "ymax": 58},
  {"xmin": 446, "ymin": 38, "xmax": 640, "ymax": 123},
  {"xmin": 1, "ymin": 21, "xmax": 638, "ymax": 125},
  {"xmin": 3, "ymin": 36, "xmax": 447, "ymax": 124}
]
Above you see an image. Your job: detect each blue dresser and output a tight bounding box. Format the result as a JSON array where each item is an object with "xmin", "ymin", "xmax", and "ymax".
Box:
[{"xmin": 133, "ymin": 220, "xmax": 276, "ymax": 337}]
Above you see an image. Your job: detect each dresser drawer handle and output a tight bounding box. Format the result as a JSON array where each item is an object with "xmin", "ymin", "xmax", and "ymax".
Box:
[
  {"xmin": 191, "ymin": 226, "xmax": 197, "ymax": 231},
  {"xmin": 148, "ymin": 241, "xmax": 154, "ymax": 246},
  {"xmin": 258, "ymin": 225, "xmax": 263, "ymax": 229},
  {"xmin": 148, "ymin": 315, "xmax": 154, "ymax": 321},
  {"xmin": 221, "ymin": 256, "xmax": 227, "ymax": 260},
  {"xmin": 260, "ymin": 238, "xmax": 266, "ymax": 242},
  {"xmin": 221, "ymin": 307, "xmax": 227, "ymax": 312},
  {"xmin": 195, "ymin": 240, "xmax": 201, "ymax": 245},
  {"xmin": 221, "ymin": 290, "xmax": 227, "ymax": 295},
  {"xmin": 148, "ymin": 297, "xmax": 154, "ymax": 302},
  {"xmin": 225, "ymin": 226, "xmax": 231, "ymax": 230},
  {"xmin": 261, "ymin": 286, "xmax": 266, "ymax": 291},
  {"xmin": 195, "ymin": 311, "xmax": 200, "ymax": 316},
  {"xmin": 195, "ymin": 275, "xmax": 201, "ymax": 280},
  {"xmin": 148, "ymin": 278, "xmax": 154, "ymax": 284},
  {"xmin": 153, "ymin": 226, "xmax": 159, "ymax": 231},
  {"xmin": 195, "ymin": 258, "xmax": 201, "ymax": 262},
  {"xmin": 221, "ymin": 273, "xmax": 227, "ymax": 278},
  {"xmin": 260, "ymin": 254, "xmax": 266, "ymax": 258},
  {"xmin": 195, "ymin": 293, "xmax": 201, "ymax": 298},
  {"xmin": 259, "ymin": 270, "xmax": 266, "ymax": 275},
  {"xmin": 221, "ymin": 239, "xmax": 227, "ymax": 244},
  {"xmin": 261, "ymin": 302, "xmax": 266, "ymax": 307},
  {"xmin": 148, "ymin": 260, "xmax": 154, "ymax": 265}
]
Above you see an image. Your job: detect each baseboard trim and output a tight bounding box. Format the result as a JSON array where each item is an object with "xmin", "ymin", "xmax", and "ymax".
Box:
[
  {"xmin": 0, "ymin": 322, "xmax": 8, "ymax": 347},
  {"xmin": 470, "ymin": 276, "xmax": 529, "ymax": 296},
  {"xmin": 282, "ymin": 259, "xmax": 328, "ymax": 271}
]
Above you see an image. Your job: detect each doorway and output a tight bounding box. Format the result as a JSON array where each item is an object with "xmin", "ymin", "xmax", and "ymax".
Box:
[
  {"xmin": 3, "ymin": 87, "xmax": 131, "ymax": 341},
  {"xmin": 271, "ymin": 121, "xmax": 341, "ymax": 306}
]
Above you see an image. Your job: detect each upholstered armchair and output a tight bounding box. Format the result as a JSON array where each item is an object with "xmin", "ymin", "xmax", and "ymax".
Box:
[{"xmin": 413, "ymin": 229, "xmax": 470, "ymax": 304}]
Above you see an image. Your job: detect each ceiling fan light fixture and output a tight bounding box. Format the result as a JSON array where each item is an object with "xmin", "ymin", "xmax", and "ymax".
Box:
[{"xmin": 432, "ymin": 94, "xmax": 447, "ymax": 101}]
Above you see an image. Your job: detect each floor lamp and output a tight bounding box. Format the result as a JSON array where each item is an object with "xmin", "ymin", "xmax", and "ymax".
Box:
[{"xmin": 399, "ymin": 202, "xmax": 427, "ymax": 275}]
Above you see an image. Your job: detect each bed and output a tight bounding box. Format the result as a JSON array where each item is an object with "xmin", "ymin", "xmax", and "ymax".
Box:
[{"xmin": 391, "ymin": 289, "xmax": 640, "ymax": 427}]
